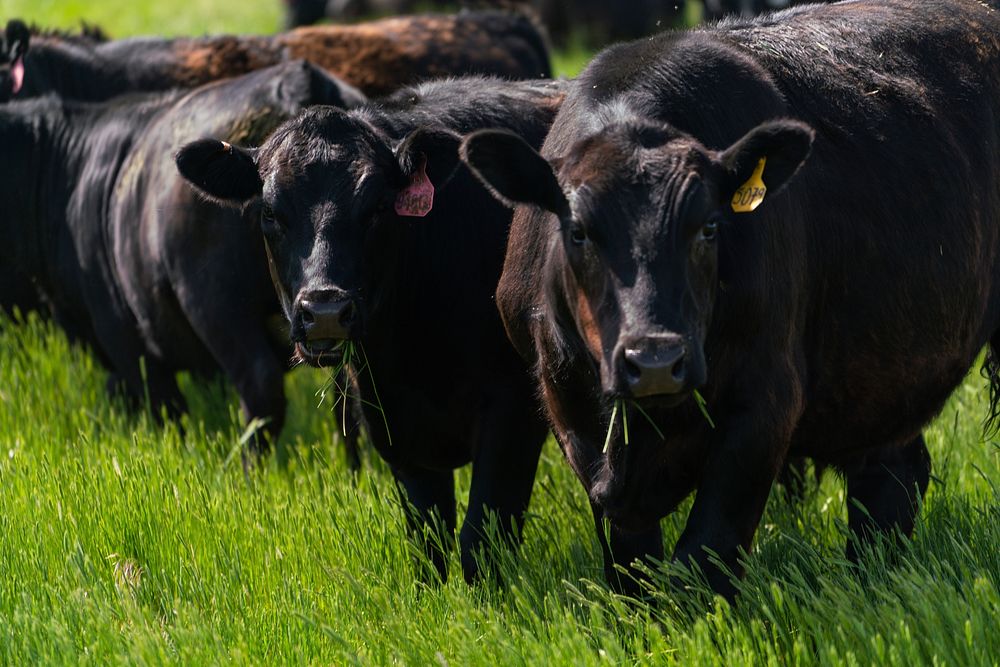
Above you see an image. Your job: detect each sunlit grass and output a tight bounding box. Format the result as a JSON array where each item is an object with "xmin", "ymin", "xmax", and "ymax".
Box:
[
  {"xmin": 2, "ymin": 295, "xmax": 999, "ymax": 665},
  {"xmin": 0, "ymin": 0, "xmax": 282, "ymax": 37}
]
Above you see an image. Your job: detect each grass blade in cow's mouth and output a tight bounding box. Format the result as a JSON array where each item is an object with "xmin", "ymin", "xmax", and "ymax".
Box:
[
  {"xmin": 294, "ymin": 338, "xmax": 347, "ymax": 367},
  {"xmin": 603, "ymin": 393, "xmax": 714, "ymax": 455},
  {"xmin": 313, "ymin": 341, "xmax": 393, "ymax": 449}
]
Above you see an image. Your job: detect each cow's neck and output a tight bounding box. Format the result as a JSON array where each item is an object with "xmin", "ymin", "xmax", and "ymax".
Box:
[{"xmin": 0, "ymin": 103, "xmax": 54, "ymax": 281}]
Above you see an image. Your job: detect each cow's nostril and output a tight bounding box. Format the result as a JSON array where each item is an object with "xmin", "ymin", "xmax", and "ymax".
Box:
[
  {"xmin": 671, "ymin": 357, "xmax": 686, "ymax": 382},
  {"xmin": 624, "ymin": 357, "xmax": 642, "ymax": 383},
  {"xmin": 339, "ymin": 301, "xmax": 355, "ymax": 327},
  {"xmin": 300, "ymin": 308, "xmax": 315, "ymax": 326}
]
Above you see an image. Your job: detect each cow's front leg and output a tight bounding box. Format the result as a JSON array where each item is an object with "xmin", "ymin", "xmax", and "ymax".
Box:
[
  {"xmin": 672, "ymin": 412, "xmax": 789, "ymax": 600},
  {"xmin": 459, "ymin": 394, "xmax": 548, "ymax": 584},
  {"xmin": 392, "ymin": 466, "xmax": 456, "ymax": 583},
  {"xmin": 592, "ymin": 502, "xmax": 664, "ymax": 597}
]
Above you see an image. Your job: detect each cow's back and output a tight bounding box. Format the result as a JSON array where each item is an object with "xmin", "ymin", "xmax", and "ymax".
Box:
[
  {"xmin": 15, "ymin": 12, "xmax": 550, "ymax": 104},
  {"xmin": 714, "ymin": 0, "xmax": 1000, "ymax": 453},
  {"xmin": 280, "ymin": 12, "xmax": 552, "ymax": 97}
]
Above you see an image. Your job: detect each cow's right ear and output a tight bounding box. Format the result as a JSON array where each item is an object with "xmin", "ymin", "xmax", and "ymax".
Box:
[
  {"xmin": 460, "ymin": 129, "xmax": 569, "ymax": 216},
  {"xmin": 175, "ymin": 139, "xmax": 262, "ymax": 206}
]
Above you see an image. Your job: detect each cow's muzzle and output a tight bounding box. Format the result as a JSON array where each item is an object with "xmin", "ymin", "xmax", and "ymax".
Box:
[
  {"xmin": 617, "ymin": 334, "xmax": 687, "ymax": 398},
  {"xmin": 293, "ymin": 288, "xmax": 360, "ymax": 362}
]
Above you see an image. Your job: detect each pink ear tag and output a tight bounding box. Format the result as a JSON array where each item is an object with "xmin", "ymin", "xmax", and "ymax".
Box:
[
  {"xmin": 394, "ymin": 158, "xmax": 434, "ymax": 218},
  {"xmin": 11, "ymin": 57, "xmax": 24, "ymax": 95}
]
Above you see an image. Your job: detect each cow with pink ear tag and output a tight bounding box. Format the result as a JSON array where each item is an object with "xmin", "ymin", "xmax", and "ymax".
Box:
[
  {"xmin": 1, "ymin": 20, "xmax": 29, "ymax": 102},
  {"xmin": 177, "ymin": 76, "xmax": 568, "ymax": 585}
]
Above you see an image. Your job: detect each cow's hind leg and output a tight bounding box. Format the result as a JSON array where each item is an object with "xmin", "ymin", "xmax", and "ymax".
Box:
[
  {"xmin": 982, "ymin": 333, "xmax": 1000, "ymax": 436},
  {"xmin": 233, "ymin": 352, "xmax": 287, "ymax": 459},
  {"xmin": 392, "ymin": 466, "xmax": 456, "ymax": 583},
  {"xmin": 104, "ymin": 360, "xmax": 186, "ymax": 421},
  {"xmin": 174, "ymin": 285, "xmax": 287, "ymax": 457},
  {"xmin": 187, "ymin": 331, "xmax": 286, "ymax": 461},
  {"xmin": 776, "ymin": 456, "xmax": 811, "ymax": 501},
  {"xmin": 82, "ymin": 294, "xmax": 186, "ymax": 420},
  {"xmin": 843, "ymin": 434, "xmax": 931, "ymax": 563}
]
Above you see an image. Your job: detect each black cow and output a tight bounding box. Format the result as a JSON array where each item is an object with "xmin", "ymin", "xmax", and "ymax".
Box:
[
  {"xmin": 461, "ymin": 0, "xmax": 1000, "ymax": 598},
  {"xmin": 8, "ymin": 11, "xmax": 550, "ymax": 102},
  {"xmin": 282, "ymin": 0, "xmax": 815, "ymax": 44},
  {"xmin": 526, "ymin": 0, "xmax": 819, "ymax": 44},
  {"xmin": 176, "ymin": 77, "xmax": 566, "ymax": 582},
  {"xmin": 282, "ymin": 0, "xmax": 417, "ymax": 27},
  {"xmin": 0, "ymin": 61, "xmax": 364, "ymax": 455},
  {"xmin": 282, "ymin": 0, "xmax": 680, "ymax": 42},
  {"xmin": 0, "ymin": 20, "xmax": 29, "ymax": 102}
]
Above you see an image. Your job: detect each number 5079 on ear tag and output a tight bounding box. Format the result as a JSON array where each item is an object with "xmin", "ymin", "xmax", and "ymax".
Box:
[{"xmin": 731, "ymin": 157, "xmax": 767, "ymax": 213}]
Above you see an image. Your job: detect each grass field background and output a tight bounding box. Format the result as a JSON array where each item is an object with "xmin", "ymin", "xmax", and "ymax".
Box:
[{"xmin": 1, "ymin": 0, "xmax": 999, "ymax": 664}]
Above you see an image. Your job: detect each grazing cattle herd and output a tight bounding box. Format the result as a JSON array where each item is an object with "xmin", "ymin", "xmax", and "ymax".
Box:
[
  {"xmin": 3, "ymin": 0, "xmax": 1000, "ymax": 599},
  {"xmin": 14, "ymin": 11, "xmax": 549, "ymax": 100}
]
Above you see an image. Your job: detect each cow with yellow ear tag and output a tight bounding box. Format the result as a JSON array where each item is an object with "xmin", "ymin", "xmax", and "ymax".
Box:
[{"xmin": 462, "ymin": 0, "xmax": 996, "ymax": 599}]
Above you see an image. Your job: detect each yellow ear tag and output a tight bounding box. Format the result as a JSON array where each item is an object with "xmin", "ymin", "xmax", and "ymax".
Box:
[{"xmin": 730, "ymin": 157, "xmax": 767, "ymax": 213}]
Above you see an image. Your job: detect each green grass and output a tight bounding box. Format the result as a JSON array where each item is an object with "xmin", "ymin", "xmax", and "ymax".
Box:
[
  {"xmin": 2, "ymin": 1, "xmax": 1000, "ymax": 664},
  {"xmin": 1, "ymin": 0, "xmax": 283, "ymax": 38},
  {"xmin": 3, "ymin": 308, "xmax": 999, "ymax": 665}
]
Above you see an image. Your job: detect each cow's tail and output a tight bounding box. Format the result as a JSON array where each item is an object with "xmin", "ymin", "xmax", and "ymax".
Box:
[{"xmin": 982, "ymin": 337, "xmax": 1000, "ymax": 437}]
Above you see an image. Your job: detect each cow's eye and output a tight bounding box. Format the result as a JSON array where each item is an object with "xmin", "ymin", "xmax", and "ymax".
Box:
[
  {"xmin": 569, "ymin": 224, "xmax": 587, "ymax": 246},
  {"xmin": 700, "ymin": 219, "xmax": 719, "ymax": 241},
  {"xmin": 261, "ymin": 203, "xmax": 284, "ymax": 231}
]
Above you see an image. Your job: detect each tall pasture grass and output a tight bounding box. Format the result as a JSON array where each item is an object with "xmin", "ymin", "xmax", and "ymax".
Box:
[{"xmin": 1, "ymin": 299, "xmax": 998, "ymax": 664}]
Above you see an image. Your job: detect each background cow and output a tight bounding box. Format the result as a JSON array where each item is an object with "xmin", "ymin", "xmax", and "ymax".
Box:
[
  {"xmin": 282, "ymin": 0, "xmax": 818, "ymax": 44},
  {"xmin": 0, "ymin": 61, "xmax": 363, "ymax": 457},
  {"xmin": 462, "ymin": 0, "xmax": 1000, "ymax": 597},
  {"xmin": 7, "ymin": 10, "xmax": 550, "ymax": 102}
]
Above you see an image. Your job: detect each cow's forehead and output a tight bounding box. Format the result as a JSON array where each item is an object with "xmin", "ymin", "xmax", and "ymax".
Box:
[
  {"xmin": 262, "ymin": 152, "xmax": 365, "ymax": 200},
  {"xmin": 561, "ymin": 124, "xmax": 706, "ymax": 189},
  {"xmin": 259, "ymin": 107, "xmax": 391, "ymax": 175},
  {"xmin": 563, "ymin": 135, "xmax": 707, "ymax": 208},
  {"xmin": 265, "ymin": 130, "xmax": 350, "ymax": 168},
  {"xmin": 261, "ymin": 130, "xmax": 379, "ymax": 192}
]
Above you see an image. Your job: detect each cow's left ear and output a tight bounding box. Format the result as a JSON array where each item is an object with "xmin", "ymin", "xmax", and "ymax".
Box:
[
  {"xmin": 718, "ymin": 119, "xmax": 814, "ymax": 211},
  {"xmin": 175, "ymin": 138, "xmax": 262, "ymax": 207},
  {"xmin": 394, "ymin": 127, "xmax": 463, "ymax": 189},
  {"xmin": 4, "ymin": 20, "xmax": 30, "ymax": 60}
]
